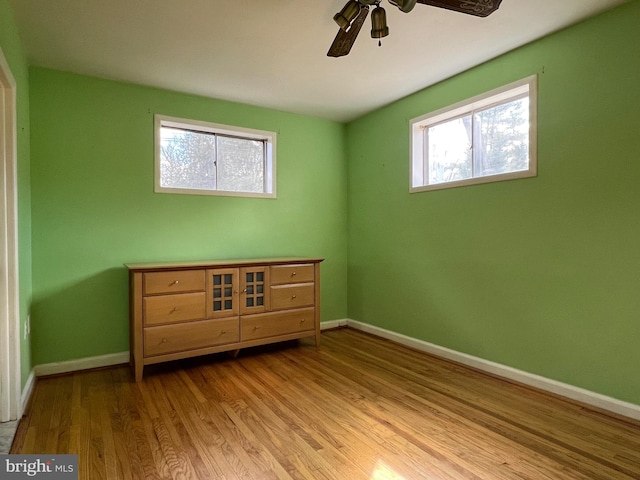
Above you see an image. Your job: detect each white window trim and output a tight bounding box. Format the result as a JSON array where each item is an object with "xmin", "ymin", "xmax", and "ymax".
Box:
[
  {"xmin": 154, "ymin": 114, "xmax": 277, "ymax": 198},
  {"xmin": 410, "ymin": 75, "xmax": 538, "ymax": 193}
]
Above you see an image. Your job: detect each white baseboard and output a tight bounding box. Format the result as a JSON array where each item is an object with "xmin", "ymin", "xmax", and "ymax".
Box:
[
  {"xmin": 321, "ymin": 319, "xmax": 349, "ymax": 330},
  {"xmin": 20, "ymin": 370, "xmax": 36, "ymax": 417},
  {"xmin": 346, "ymin": 319, "xmax": 640, "ymax": 422},
  {"xmin": 29, "ymin": 323, "xmax": 347, "ymax": 378},
  {"xmin": 27, "ymin": 321, "xmax": 640, "ymax": 422},
  {"xmin": 29, "ymin": 322, "xmax": 348, "ymax": 377},
  {"xmin": 33, "ymin": 351, "xmax": 129, "ymax": 378}
]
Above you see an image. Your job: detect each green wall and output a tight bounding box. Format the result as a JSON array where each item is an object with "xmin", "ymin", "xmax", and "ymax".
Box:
[
  {"xmin": 29, "ymin": 68, "xmax": 348, "ymax": 365},
  {"xmin": 20, "ymin": 0, "xmax": 640, "ymax": 408},
  {"xmin": 0, "ymin": 0, "xmax": 32, "ymax": 387},
  {"xmin": 347, "ymin": 1, "xmax": 640, "ymax": 405}
]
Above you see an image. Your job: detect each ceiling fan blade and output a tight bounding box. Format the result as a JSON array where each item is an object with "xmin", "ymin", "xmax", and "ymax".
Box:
[
  {"xmin": 416, "ymin": 0, "xmax": 503, "ymax": 17},
  {"xmin": 327, "ymin": 6, "xmax": 370, "ymax": 58}
]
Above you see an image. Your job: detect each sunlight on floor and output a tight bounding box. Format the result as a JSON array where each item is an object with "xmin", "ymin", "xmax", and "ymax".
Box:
[{"xmin": 370, "ymin": 459, "xmax": 408, "ymax": 480}]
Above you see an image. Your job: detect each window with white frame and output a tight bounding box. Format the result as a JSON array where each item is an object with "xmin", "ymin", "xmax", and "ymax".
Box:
[
  {"xmin": 155, "ymin": 115, "xmax": 276, "ymax": 198},
  {"xmin": 410, "ymin": 75, "xmax": 537, "ymax": 192}
]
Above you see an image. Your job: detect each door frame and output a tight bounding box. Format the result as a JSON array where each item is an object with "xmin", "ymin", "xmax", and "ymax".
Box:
[{"xmin": 0, "ymin": 45, "xmax": 21, "ymax": 422}]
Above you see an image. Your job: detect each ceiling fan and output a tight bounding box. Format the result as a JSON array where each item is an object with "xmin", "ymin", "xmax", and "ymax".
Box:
[{"xmin": 328, "ymin": 0, "xmax": 503, "ymax": 57}]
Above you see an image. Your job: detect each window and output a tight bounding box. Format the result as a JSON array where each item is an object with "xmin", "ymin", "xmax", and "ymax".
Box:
[
  {"xmin": 411, "ymin": 75, "xmax": 537, "ymax": 192},
  {"xmin": 155, "ymin": 115, "xmax": 276, "ymax": 198}
]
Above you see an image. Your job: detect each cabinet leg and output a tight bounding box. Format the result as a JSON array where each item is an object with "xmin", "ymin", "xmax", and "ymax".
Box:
[
  {"xmin": 134, "ymin": 363, "xmax": 143, "ymax": 382},
  {"xmin": 229, "ymin": 349, "xmax": 241, "ymax": 358}
]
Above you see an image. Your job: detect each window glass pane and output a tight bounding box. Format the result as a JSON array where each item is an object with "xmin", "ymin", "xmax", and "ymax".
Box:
[
  {"xmin": 155, "ymin": 116, "xmax": 276, "ymax": 198},
  {"xmin": 160, "ymin": 127, "xmax": 216, "ymax": 190},
  {"xmin": 411, "ymin": 76, "xmax": 536, "ymax": 192},
  {"xmin": 473, "ymin": 97, "xmax": 529, "ymax": 177},
  {"xmin": 216, "ymin": 136, "xmax": 265, "ymax": 193},
  {"xmin": 427, "ymin": 116, "xmax": 472, "ymax": 184}
]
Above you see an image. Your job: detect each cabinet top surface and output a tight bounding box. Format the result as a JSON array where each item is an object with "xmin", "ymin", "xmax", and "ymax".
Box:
[{"xmin": 125, "ymin": 257, "xmax": 324, "ymax": 272}]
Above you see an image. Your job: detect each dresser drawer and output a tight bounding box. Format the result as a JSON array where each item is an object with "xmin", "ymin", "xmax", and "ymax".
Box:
[
  {"xmin": 270, "ymin": 283, "xmax": 315, "ymax": 310},
  {"xmin": 144, "ymin": 270, "xmax": 205, "ymax": 295},
  {"xmin": 241, "ymin": 308, "xmax": 315, "ymax": 341},
  {"xmin": 128, "ymin": 258, "xmax": 323, "ymax": 381},
  {"xmin": 270, "ymin": 264, "xmax": 315, "ymax": 285},
  {"xmin": 144, "ymin": 318, "xmax": 239, "ymax": 357},
  {"xmin": 143, "ymin": 292, "xmax": 206, "ymax": 326}
]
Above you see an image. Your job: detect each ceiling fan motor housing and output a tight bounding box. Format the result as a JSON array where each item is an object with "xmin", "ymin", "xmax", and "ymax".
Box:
[{"xmin": 389, "ymin": 0, "xmax": 418, "ymax": 13}]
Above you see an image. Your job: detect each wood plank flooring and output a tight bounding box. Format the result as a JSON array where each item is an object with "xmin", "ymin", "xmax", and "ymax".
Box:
[{"xmin": 11, "ymin": 328, "xmax": 640, "ymax": 479}]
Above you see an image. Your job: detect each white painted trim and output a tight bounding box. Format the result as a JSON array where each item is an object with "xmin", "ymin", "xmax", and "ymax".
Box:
[
  {"xmin": 28, "ymin": 320, "xmax": 640, "ymax": 421},
  {"xmin": 0, "ymin": 45, "xmax": 20, "ymax": 423},
  {"xmin": 34, "ymin": 352, "xmax": 129, "ymax": 377},
  {"xmin": 346, "ymin": 319, "xmax": 640, "ymax": 421},
  {"xmin": 320, "ymin": 319, "xmax": 348, "ymax": 330},
  {"xmin": 20, "ymin": 370, "xmax": 35, "ymax": 417},
  {"xmin": 32, "ymin": 325, "xmax": 353, "ymax": 376},
  {"xmin": 410, "ymin": 74, "xmax": 538, "ymax": 193},
  {"xmin": 154, "ymin": 114, "xmax": 277, "ymax": 199}
]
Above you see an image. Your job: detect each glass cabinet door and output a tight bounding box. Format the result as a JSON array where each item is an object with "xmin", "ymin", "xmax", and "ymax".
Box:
[
  {"xmin": 239, "ymin": 266, "xmax": 270, "ymax": 315},
  {"xmin": 207, "ymin": 268, "xmax": 239, "ymax": 318}
]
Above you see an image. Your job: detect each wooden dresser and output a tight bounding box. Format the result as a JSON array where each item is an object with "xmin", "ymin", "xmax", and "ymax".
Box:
[{"xmin": 126, "ymin": 257, "xmax": 323, "ymax": 381}]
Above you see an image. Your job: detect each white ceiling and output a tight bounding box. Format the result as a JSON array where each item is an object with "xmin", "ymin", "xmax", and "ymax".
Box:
[{"xmin": 8, "ymin": 0, "xmax": 630, "ymax": 122}]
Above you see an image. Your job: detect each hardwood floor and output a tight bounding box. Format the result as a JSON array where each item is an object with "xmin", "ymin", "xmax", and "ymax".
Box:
[{"xmin": 12, "ymin": 328, "xmax": 640, "ymax": 479}]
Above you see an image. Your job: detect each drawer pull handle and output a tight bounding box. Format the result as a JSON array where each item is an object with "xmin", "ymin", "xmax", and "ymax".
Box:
[
  {"xmin": 254, "ymin": 326, "xmax": 260, "ymax": 330},
  {"xmin": 170, "ymin": 307, "xmax": 178, "ymax": 313},
  {"xmin": 292, "ymin": 294, "xmax": 297, "ymax": 299},
  {"xmin": 170, "ymin": 280, "xmax": 180, "ymax": 286},
  {"xmin": 291, "ymin": 272, "xmax": 297, "ymax": 276},
  {"xmin": 300, "ymin": 318, "xmax": 306, "ymax": 323},
  {"xmin": 161, "ymin": 338, "xmax": 168, "ymax": 343},
  {"xmin": 220, "ymin": 330, "xmax": 226, "ymax": 335}
]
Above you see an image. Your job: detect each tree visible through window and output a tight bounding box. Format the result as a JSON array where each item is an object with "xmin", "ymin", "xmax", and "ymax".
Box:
[
  {"xmin": 155, "ymin": 115, "xmax": 276, "ymax": 198},
  {"xmin": 411, "ymin": 76, "xmax": 537, "ymax": 192}
]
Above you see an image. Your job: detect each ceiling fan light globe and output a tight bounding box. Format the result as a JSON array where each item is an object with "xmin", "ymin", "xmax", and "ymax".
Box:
[
  {"xmin": 371, "ymin": 25, "xmax": 389, "ymax": 39},
  {"xmin": 371, "ymin": 6, "xmax": 390, "ymax": 39},
  {"xmin": 334, "ymin": 0, "xmax": 362, "ymax": 31},
  {"xmin": 389, "ymin": 0, "xmax": 417, "ymax": 13}
]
